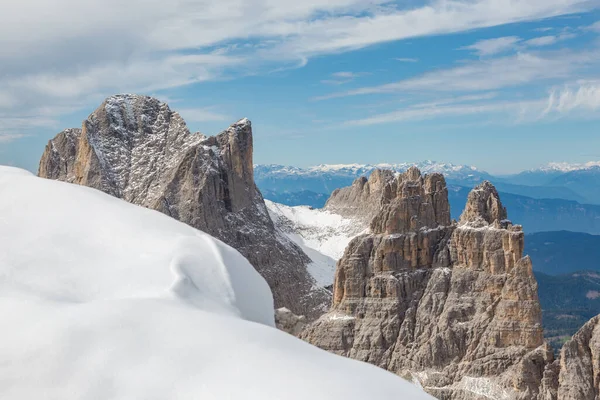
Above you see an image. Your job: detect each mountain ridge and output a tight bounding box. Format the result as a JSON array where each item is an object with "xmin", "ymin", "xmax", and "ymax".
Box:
[{"xmin": 255, "ymin": 162, "xmax": 600, "ymax": 205}]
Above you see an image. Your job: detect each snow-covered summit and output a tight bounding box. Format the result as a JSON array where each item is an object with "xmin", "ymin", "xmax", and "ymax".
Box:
[
  {"xmin": 0, "ymin": 166, "xmax": 433, "ymax": 400},
  {"xmin": 535, "ymin": 161, "xmax": 600, "ymax": 172}
]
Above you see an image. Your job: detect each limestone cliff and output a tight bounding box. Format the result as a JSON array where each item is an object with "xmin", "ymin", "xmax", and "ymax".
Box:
[
  {"xmin": 538, "ymin": 315, "xmax": 600, "ymax": 400},
  {"xmin": 302, "ymin": 170, "xmax": 552, "ymax": 399},
  {"xmin": 39, "ymin": 94, "xmax": 329, "ymax": 319},
  {"xmin": 324, "ymin": 169, "xmax": 396, "ymax": 225},
  {"xmin": 556, "ymin": 315, "xmax": 600, "ymax": 400}
]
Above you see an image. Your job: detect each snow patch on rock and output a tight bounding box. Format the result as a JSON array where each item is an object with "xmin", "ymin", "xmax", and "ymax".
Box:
[{"xmin": 266, "ymin": 200, "xmax": 367, "ymax": 286}]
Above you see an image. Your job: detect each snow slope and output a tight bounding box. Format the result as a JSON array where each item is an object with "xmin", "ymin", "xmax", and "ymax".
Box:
[
  {"xmin": 266, "ymin": 200, "xmax": 367, "ymax": 287},
  {"xmin": 0, "ymin": 167, "xmax": 432, "ymax": 400}
]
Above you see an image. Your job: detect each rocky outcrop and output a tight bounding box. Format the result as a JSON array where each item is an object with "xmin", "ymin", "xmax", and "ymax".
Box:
[
  {"xmin": 369, "ymin": 166, "xmax": 451, "ymax": 234},
  {"xmin": 325, "ymin": 166, "xmax": 451, "ymax": 233},
  {"xmin": 324, "ymin": 169, "xmax": 397, "ymax": 225},
  {"xmin": 38, "ymin": 128, "xmax": 81, "ymax": 181},
  {"xmin": 459, "ymin": 181, "xmax": 507, "ymax": 226},
  {"xmin": 302, "ymin": 173, "xmax": 552, "ymax": 399},
  {"xmin": 541, "ymin": 315, "xmax": 600, "ymax": 400},
  {"xmin": 39, "ymin": 94, "xmax": 329, "ymax": 319},
  {"xmin": 275, "ymin": 307, "xmax": 308, "ymax": 336}
]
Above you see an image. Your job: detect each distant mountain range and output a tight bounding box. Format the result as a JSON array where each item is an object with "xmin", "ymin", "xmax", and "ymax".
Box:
[
  {"xmin": 255, "ymin": 162, "xmax": 490, "ymax": 195},
  {"xmin": 255, "ymin": 161, "xmax": 600, "ymax": 205},
  {"xmin": 255, "ymin": 162, "xmax": 600, "ymax": 233},
  {"xmin": 504, "ymin": 165, "xmax": 600, "ymax": 203}
]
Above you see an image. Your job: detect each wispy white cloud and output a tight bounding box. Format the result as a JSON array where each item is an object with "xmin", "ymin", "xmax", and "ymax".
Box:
[
  {"xmin": 394, "ymin": 57, "xmax": 419, "ymax": 62},
  {"xmin": 0, "ymin": 133, "xmax": 29, "ymax": 143},
  {"xmin": 321, "ymin": 71, "xmax": 368, "ymax": 85},
  {"xmin": 344, "ymin": 101, "xmax": 524, "ymax": 126},
  {"xmin": 316, "ymin": 48, "xmax": 600, "ymax": 100},
  {"xmin": 331, "ymin": 72, "xmax": 362, "ymax": 79},
  {"xmin": 543, "ymin": 82, "xmax": 600, "ymax": 114},
  {"xmin": 0, "ymin": 0, "xmax": 596, "ymax": 145},
  {"xmin": 0, "ymin": 0, "xmax": 595, "ymax": 117},
  {"xmin": 462, "ymin": 36, "xmax": 522, "ymax": 56},
  {"xmin": 584, "ymin": 20, "xmax": 600, "ymax": 31},
  {"xmin": 461, "ymin": 31, "xmax": 578, "ymax": 56},
  {"xmin": 525, "ymin": 35, "xmax": 559, "ymax": 46},
  {"xmin": 343, "ymin": 82, "xmax": 600, "ymax": 126},
  {"xmin": 0, "ymin": 114, "xmax": 59, "ymax": 145},
  {"xmin": 404, "ymin": 92, "xmax": 499, "ymax": 108},
  {"xmin": 524, "ymin": 32, "xmax": 577, "ymax": 47}
]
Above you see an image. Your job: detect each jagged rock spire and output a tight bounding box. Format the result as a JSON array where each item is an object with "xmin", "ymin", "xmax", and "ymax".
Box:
[
  {"xmin": 370, "ymin": 167, "xmax": 451, "ymax": 234},
  {"xmin": 303, "ymin": 169, "xmax": 549, "ymax": 400},
  {"xmin": 459, "ymin": 180, "xmax": 508, "ymax": 226},
  {"xmin": 325, "ymin": 166, "xmax": 451, "ymax": 234}
]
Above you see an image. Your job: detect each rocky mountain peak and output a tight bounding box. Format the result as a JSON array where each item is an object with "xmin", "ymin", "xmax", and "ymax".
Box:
[
  {"xmin": 303, "ymin": 169, "xmax": 550, "ymax": 400},
  {"xmin": 370, "ymin": 168, "xmax": 451, "ymax": 234},
  {"xmin": 324, "ymin": 169, "xmax": 394, "ymax": 225},
  {"xmin": 368, "ymin": 169, "xmax": 395, "ymax": 192},
  {"xmin": 71, "ymin": 94, "xmax": 203, "ymax": 202},
  {"xmin": 459, "ymin": 180, "xmax": 508, "ymax": 227},
  {"xmin": 38, "ymin": 128, "xmax": 82, "ymax": 182},
  {"xmin": 405, "ymin": 165, "xmax": 422, "ymax": 180},
  {"xmin": 39, "ymin": 94, "xmax": 330, "ymax": 320}
]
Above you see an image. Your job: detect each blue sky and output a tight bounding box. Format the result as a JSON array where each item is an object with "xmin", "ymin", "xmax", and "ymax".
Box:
[{"xmin": 2, "ymin": 0, "xmax": 600, "ymax": 174}]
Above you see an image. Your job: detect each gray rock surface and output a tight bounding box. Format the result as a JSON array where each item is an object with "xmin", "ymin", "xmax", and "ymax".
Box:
[
  {"xmin": 39, "ymin": 94, "xmax": 329, "ymax": 319},
  {"xmin": 39, "ymin": 128, "xmax": 82, "ymax": 181},
  {"xmin": 275, "ymin": 307, "xmax": 308, "ymax": 336},
  {"xmin": 324, "ymin": 169, "xmax": 396, "ymax": 225},
  {"xmin": 552, "ymin": 315, "xmax": 600, "ymax": 400},
  {"xmin": 302, "ymin": 174, "xmax": 552, "ymax": 399}
]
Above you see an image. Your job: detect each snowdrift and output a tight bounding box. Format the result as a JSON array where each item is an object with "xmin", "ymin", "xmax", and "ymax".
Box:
[{"xmin": 0, "ymin": 166, "xmax": 432, "ymax": 400}]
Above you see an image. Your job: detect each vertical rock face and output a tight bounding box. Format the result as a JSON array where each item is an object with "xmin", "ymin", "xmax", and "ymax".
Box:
[
  {"xmin": 552, "ymin": 315, "xmax": 600, "ymax": 400},
  {"xmin": 324, "ymin": 166, "xmax": 451, "ymax": 234},
  {"xmin": 459, "ymin": 181, "xmax": 508, "ymax": 226},
  {"xmin": 38, "ymin": 128, "xmax": 82, "ymax": 181},
  {"xmin": 39, "ymin": 94, "xmax": 329, "ymax": 319},
  {"xmin": 369, "ymin": 166, "xmax": 451, "ymax": 234},
  {"xmin": 302, "ymin": 175, "xmax": 552, "ymax": 399},
  {"xmin": 325, "ymin": 169, "xmax": 397, "ymax": 226}
]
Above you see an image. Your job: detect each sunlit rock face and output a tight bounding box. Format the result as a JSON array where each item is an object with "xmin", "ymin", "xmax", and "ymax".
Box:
[
  {"xmin": 303, "ymin": 172, "xmax": 551, "ymax": 400},
  {"xmin": 539, "ymin": 315, "xmax": 600, "ymax": 400}
]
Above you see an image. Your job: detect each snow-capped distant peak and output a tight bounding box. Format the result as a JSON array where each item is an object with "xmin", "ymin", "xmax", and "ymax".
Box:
[
  {"xmin": 255, "ymin": 161, "xmax": 484, "ymax": 180},
  {"xmin": 536, "ymin": 161, "xmax": 600, "ymax": 173}
]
